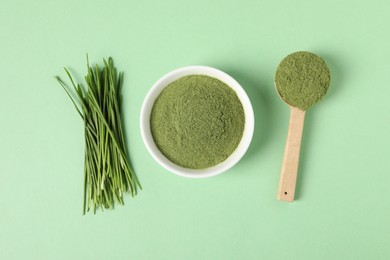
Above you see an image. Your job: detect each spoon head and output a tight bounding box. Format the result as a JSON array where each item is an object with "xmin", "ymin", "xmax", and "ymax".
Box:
[{"xmin": 275, "ymin": 51, "xmax": 330, "ymax": 111}]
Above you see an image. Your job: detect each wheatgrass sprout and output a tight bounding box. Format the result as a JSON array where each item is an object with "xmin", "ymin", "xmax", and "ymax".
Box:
[{"xmin": 55, "ymin": 57, "xmax": 141, "ymax": 214}]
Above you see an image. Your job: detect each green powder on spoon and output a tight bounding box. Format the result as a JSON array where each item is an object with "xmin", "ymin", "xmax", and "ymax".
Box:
[
  {"xmin": 150, "ymin": 75, "xmax": 245, "ymax": 169},
  {"xmin": 274, "ymin": 51, "xmax": 331, "ymax": 202},
  {"xmin": 275, "ymin": 51, "xmax": 331, "ymax": 111}
]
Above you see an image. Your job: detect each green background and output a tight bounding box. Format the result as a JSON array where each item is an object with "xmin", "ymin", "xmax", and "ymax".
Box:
[{"xmin": 1, "ymin": 0, "xmax": 389, "ymax": 259}]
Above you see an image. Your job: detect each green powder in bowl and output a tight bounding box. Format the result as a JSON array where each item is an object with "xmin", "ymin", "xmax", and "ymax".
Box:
[{"xmin": 150, "ymin": 75, "xmax": 245, "ymax": 169}]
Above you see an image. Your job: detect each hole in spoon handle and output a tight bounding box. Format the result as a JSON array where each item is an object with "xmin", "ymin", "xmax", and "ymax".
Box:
[{"xmin": 277, "ymin": 107, "xmax": 306, "ymax": 202}]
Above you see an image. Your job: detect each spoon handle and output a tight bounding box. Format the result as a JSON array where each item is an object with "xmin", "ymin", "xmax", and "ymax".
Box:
[{"xmin": 277, "ymin": 107, "xmax": 306, "ymax": 202}]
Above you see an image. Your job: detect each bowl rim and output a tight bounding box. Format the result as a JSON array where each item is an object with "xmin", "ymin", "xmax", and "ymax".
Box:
[{"xmin": 140, "ymin": 65, "xmax": 254, "ymax": 178}]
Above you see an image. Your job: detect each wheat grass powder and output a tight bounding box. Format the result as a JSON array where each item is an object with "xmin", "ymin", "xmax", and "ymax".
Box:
[{"xmin": 150, "ymin": 75, "xmax": 245, "ymax": 169}]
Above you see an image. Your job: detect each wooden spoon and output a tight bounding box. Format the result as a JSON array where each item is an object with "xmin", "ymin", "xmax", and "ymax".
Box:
[{"xmin": 275, "ymin": 51, "xmax": 330, "ymax": 202}]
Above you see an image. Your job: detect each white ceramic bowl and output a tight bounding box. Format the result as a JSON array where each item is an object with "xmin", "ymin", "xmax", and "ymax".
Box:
[{"xmin": 140, "ymin": 66, "xmax": 254, "ymax": 178}]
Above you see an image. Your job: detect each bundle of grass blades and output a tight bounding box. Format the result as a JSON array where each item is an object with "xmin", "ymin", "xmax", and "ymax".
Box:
[{"xmin": 55, "ymin": 57, "xmax": 141, "ymax": 214}]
